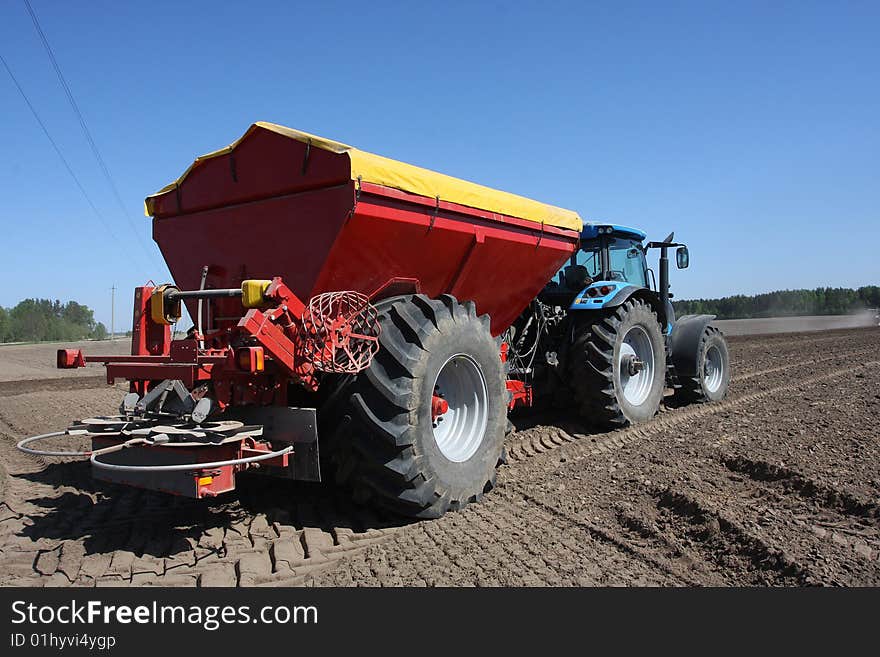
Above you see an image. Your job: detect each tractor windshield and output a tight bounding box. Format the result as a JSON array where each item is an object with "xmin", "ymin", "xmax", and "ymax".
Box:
[
  {"xmin": 606, "ymin": 237, "xmax": 648, "ymax": 287},
  {"xmin": 555, "ymin": 235, "xmax": 649, "ymax": 292},
  {"xmin": 571, "ymin": 236, "xmax": 648, "ymax": 287}
]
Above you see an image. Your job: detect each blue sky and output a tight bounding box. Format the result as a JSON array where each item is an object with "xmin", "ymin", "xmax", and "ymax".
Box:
[{"xmin": 1, "ymin": 1, "xmax": 878, "ymax": 330}]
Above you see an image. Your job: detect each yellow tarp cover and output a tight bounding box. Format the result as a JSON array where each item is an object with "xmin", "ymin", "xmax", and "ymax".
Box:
[{"xmin": 144, "ymin": 122, "xmax": 583, "ymax": 232}]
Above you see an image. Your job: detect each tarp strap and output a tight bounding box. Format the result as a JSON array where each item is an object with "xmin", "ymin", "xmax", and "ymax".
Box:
[
  {"xmin": 428, "ymin": 195, "xmax": 440, "ymax": 232},
  {"xmin": 346, "ymin": 175, "xmax": 363, "ymax": 224},
  {"xmin": 302, "ymin": 139, "xmax": 312, "ymax": 175}
]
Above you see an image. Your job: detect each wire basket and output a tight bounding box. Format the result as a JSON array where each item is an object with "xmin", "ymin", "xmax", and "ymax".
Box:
[{"xmin": 300, "ymin": 291, "xmax": 380, "ymax": 373}]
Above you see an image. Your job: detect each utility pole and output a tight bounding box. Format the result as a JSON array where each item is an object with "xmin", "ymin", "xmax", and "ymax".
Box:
[{"xmin": 110, "ymin": 284, "xmax": 115, "ymax": 340}]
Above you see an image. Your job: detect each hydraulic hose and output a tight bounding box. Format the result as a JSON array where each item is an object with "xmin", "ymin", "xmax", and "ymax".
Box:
[
  {"xmin": 17, "ymin": 432, "xmax": 147, "ymax": 458},
  {"xmin": 89, "ymin": 444, "xmax": 293, "ymax": 473},
  {"xmin": 17, "ymin": 431, "xmax": 292, "ymax": 475},
  {"xmin": 17, "ymin": 431, "xmax": 94, "ymax": 457}
]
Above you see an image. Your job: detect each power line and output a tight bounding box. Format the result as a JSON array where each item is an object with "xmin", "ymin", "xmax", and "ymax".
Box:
[
  {"xmin": 0, "ymin": 52, "xmax": 126, "ymax": 250},
  {"xmin": 22, "ymin": 0, "xmax": 160, "ymax": 268},
  {"xmin": 1, "ymin": 53, "xmax": 155, "ymax": 274}
]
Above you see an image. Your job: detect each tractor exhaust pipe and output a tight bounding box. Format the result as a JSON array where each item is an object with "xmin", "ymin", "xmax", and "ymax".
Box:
[
  {"xmin": 657, "ymin": 231, "xmax": 673, "ymax": 309},
  {"xmin": 659, "ymin": 244, "xmax": 670, "ymax": 308},
  {"xmin": 647, "ymin": 232, "xmax": 675, "ymax": 327}
]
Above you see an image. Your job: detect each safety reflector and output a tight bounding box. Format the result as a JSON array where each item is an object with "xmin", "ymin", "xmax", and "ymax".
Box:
[
  {"xmin": 237, "ymin": 347, "xmax": 265, "ymax": 372},
  {"xmin": 57, "ymin": 349, "xmax": 85, "ymax": 369}
]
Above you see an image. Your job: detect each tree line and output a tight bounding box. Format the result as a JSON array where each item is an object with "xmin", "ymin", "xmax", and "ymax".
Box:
[
  {"xmin": 0, "ymin": 299, "xmax": 108, "ymax": 343},
  {"xmin": 673, "ymin": 286, "xmax": 880, "ymax": 320}
]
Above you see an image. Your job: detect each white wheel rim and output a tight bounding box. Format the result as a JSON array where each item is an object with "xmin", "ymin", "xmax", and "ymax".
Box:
[
  {"xmin": 704, "ymin": 344, "xmax": 724, "ymax": 393},
  {"xmin": 618, "ymin": 325, "xmax": 655, "ymax": 406},
  {"xmin": 431, "ymin": 354, "xmax": 488, "ymax": 463}
]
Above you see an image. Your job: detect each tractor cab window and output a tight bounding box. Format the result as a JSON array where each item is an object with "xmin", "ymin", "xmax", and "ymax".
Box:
[
  {"xmin": 574, "ymin": 243, "xmax": 603, "ymax": 280},
  {"xmin": 606, "ymin": 238, "xmax": 648, "ymax": 287},
  {"xmin": 553, "ymin": 241, "xmax": 603, "ymax": 290}
]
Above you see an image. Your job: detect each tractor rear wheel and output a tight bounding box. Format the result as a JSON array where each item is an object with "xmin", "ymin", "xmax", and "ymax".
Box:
[
  {"xmin": 674, "ymin": 325, "xmax": 730, "ymax": 403},
  {"xmin": 324, "ymin": 294, "xmax": 507, "ymax": 519},
  {"xmin": 568, "ymin": 298, "xmax": 666, "ymax": 427}
]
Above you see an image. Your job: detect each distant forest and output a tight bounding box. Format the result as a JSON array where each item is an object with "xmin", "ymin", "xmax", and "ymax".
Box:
[
  {"xmin": 673, "ymin": 286, "xmax": 880, "ymax": 320},
  {"xmin": 0, "ymin": 299, "xmax": 107, "ymax": 343}
]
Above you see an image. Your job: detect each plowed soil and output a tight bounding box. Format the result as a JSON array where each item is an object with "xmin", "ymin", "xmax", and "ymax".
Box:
[{"xmin": 1, "ymin": 327, "xmax": 878, "ymax": 587}]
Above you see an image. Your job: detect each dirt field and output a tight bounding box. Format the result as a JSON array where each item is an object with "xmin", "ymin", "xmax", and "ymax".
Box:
[
  {"xmin": 714, "ymin": 311, "xmax": 878, "ymax": 336},
  {"xmin": 0, "ymin": 338, "xmax": 127, "ymax": 383},
  {"xmin": 1, "ymin": 326, "xmax": 878, "ymax": 587}
]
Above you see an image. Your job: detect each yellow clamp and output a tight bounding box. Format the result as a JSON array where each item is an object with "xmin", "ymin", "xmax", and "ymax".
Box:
[
  {"xmin": 241, "ymin": 280, "xmax": 272, "ymax": 309},
  {"xmin": 150, "ymin": 284, "xmax": 182, "ymax": 326}
]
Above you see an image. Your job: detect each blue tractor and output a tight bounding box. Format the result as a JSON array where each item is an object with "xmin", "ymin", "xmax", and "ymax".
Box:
[{"xmin": 507, "ymin": 222, "xmax": 730, "ymax": 426}]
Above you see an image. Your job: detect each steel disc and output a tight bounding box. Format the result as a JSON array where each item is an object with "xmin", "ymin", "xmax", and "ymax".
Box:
[{"xmin": 71, "ymin": 416, "xmax": 132, "ymax": 434}]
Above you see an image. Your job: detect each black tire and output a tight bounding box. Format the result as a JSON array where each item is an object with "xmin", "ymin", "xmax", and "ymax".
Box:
[
  {"xmin": 674, "ymin": 325, "xmax": 730, "ymax": 403},
  {"xmin": 323, "ymin": 294, "xmax": 507, "ymax": 519},
  {"xmin": 568, "ymin": 298, "xmax": 666, "ymax": 427}
]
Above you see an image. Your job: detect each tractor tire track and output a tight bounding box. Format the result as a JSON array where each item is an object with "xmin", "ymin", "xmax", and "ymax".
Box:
[
  {"xmin": 284, "ymin": 486, "xmax": 687, "ymax": 587},
  {"xmin": 713, "ymin": 454, "xmax": 880, "ymax": 569},
  {"xmin": 612, "ymin": 485, "xmax": 815, "ymax": 585},
  {"xmin": 730, "ymin": 346, "xmax": 877, "ymax": 383}
]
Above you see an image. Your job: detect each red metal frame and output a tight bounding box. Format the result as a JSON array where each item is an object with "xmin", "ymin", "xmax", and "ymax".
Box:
[
  {"xmin": 60, "ymin": 277, "xmax": 312, "ymax": 406},
  {"xmin": 431, "ymin": 395, "xmax": 450, "ymax": 422},
  {"xmin": 131, "ymin": 286, "xmax": 171, "ymax": 356},
  {"xmin": 506, "ymin": 380, "xmax": 533, "ymax": 411}
]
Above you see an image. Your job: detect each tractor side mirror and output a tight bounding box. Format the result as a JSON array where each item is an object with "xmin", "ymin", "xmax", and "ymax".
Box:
[{"xmin": 676, "ymin": 246, "xmax": 689, "ymax": 269}]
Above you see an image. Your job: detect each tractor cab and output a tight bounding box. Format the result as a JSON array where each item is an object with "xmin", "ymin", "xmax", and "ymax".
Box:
[
  {"xmin": 572, "ymin": 223, "xmax": 650, "ymax": 288},
  {"xmin": 526, "ymin": 221, "xmax": 728, "ymax": 429},
  {"xmin": 541, "ymin": 223, "xmax": 649, "ymax": 306},
  {"xmin": 541, "ymin": 222, "xmax": 692, "ymax": 335}
]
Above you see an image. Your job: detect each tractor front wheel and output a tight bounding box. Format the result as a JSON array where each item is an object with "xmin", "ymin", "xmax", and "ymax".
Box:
[{"xmin": 568, "ymin": 299, "xmax": 666, "ymax": 427}]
